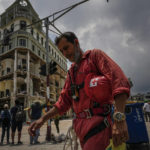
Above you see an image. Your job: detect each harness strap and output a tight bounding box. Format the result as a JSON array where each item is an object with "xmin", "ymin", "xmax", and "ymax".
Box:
[
  {"xmin": 76, "ymin": 82, "xmax": 84, "ymax": 90},
  {"xmin": 75, "ymin": 104, "xmax": 111, "ymax": 119},
  {"xmin": 68, "ymin": 70, "xmax": 84, "ymax": 102},
  {"xmin": 83, "ymin": 117, "xmax": 109, "ymax": 144}
]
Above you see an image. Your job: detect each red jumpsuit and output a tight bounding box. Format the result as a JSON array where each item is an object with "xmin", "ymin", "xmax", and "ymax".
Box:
[{"xmin": 54, "ymin": 49, "xmax": 130, "ymax": 150}]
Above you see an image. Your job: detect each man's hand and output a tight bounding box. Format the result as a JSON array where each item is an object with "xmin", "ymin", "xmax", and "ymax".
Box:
[
  {"xmin": 113, "ymin": 93, "xmax": 129, "ymax": 146},
  {"xmin": 112, "ymin": 120, "xmax": 129, "ymax": 147},
  {"xmin": 28, "ymin": 106, "xmax": 59, "ymax": 136},
  {"xmin": 28, "ymin": 118, "xmax": 44, "ymax": 136}
]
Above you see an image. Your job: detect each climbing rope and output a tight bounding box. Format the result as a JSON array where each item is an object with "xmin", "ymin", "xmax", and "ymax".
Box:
[{"xmin": 63, "ymin": 126, "xmax": 79, "ymax": 150}]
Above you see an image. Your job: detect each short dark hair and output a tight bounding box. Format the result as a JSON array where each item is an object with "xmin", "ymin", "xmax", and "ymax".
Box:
[{"xmin": 55, "ymin": 32, "xmax": 78, "ymax": 46}]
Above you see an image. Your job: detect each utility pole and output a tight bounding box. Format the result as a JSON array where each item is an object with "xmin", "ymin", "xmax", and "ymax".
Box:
[
  {"xmin": 45, "ymin": 17, "xmax": 51, "ymax": 141},
  {"xmin": 43, "ymin": 1, "xmax": 90, "ymax": 141},
  {"xmin": 27, "ymin": 0, "xmax": 89, "ymax": 141}
]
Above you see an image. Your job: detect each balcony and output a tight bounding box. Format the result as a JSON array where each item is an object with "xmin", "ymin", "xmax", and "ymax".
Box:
[
  {"xmin": 15, "ymin": 11, "xmax": 32, "ymax": 21},
  {"xmin": 16, "ymin": 90, "xmax": 27, "ymax": 97},
  {"xmin": 0, "ymin": 72, "xmax": 13, "ymax": 81}
]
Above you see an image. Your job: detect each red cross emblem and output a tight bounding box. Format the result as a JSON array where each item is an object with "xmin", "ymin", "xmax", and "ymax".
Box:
[{"xmin": 90, "ymin": 78, "xmax": 99, "ymax": 87}]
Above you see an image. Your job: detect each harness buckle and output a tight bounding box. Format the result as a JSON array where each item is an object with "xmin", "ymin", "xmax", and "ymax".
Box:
[
  {"xmin": 104, "ymin": 117, "xmax": 109, "ymax": 127},
  {"xmin": 84, "ymin": 109, "xmax": 92, "ymax": 119},
  {"xmin": 103, "ymin": 104, "xmax": 111, "ymax": 115}
]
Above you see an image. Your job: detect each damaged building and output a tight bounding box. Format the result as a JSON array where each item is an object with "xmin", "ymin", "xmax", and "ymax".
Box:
[{"xmin": 0, "ymin": 0, "xmax": 67, "ymax": 115}]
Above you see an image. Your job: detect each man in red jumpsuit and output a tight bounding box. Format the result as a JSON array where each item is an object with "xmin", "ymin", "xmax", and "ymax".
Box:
[{"xmin": 28, "ymin": 32, "xmax": 130, "ymax": 150}]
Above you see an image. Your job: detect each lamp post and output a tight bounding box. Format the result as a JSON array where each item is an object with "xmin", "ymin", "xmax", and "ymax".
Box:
[{"xmin": 45, "ymin": 18, "xmax": 51, "ymax": 141}]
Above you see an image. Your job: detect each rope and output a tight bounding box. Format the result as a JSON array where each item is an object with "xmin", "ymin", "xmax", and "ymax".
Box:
[{"xmin": 63, "ymin": 126, "xmax": 79, "ymax": 150}]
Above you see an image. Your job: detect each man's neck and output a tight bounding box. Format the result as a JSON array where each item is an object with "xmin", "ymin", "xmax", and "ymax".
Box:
[{"xmin": 75, "ymin": 49, "xmax": 83, "ymax": 64}]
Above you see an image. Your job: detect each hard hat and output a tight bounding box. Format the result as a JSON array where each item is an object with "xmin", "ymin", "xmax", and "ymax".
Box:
[{"xmin": 84, "ymin": 73, "xmax": 112, "ymax": 103}]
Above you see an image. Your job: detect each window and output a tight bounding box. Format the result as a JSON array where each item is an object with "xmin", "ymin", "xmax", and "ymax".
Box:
[
  {"xmin": 22, "ymin": 59, "xmax": 26, "ymax": 64},
  {"xmin": 19, "ymin": 39, "xmax": 26, "ymax": 46},
  {"xmin": 2, "ymin": 70, "xmax": 4, "ymax": 75},
  {"xmin": 0, "ymin": 91, "xmax": 4, "ymax": 98},
  {"xmin": 41, "ymin": 37, "xmax": 43, "ymax": 45},
  {"xmin": 37, "ymin": 33, "xmax": 39, "ymax": 41},
  {"xmin": 55, "ymin": 81, "xmax": 59, "ymax": 87},
  {"xmin": 6, "ymin": 89, "xmax": 10, "ymax": 97},
  {"xmin": 0, "ymin": 31, "xmax": 1, "ymax": 39},
  {"xmin": 31, "ymin": 27, "xmax": 34, "ymax": 35},
  {"xmin": 4, "ymin": 28, "xmax": 8, "ymax": 35},
  {"xmin": 49, "ymin": 46, "xmax": 51, "ymax": 52},
  {"xmin": 146, "ymin": 96, "xmax": 150, "ymax": 99},
  {"xmin": 3, "ymin": 36, "xmax": 10, "ymax": 45},
  {"xmin": 38, "ymin": 50, "xmax": 41, "ymax": 56},
  {"xmin": 2, "ymin": 47, "xmax": 4, "ymax": 53},
  {"xmin": 9, "ymin": 43, "xmax": 12, "ymax": 49},
  {"xmin": 43, "ymin": 54, "xmax": 45, "ymax": 60},
  {"xmin": 20, "ymin": 20, "xmax": 26, "ymax": 30},
  {"xmin": 32, "ymin": 45, "xmax": 35, "ymax": 51},
  {"xmin": 10, "ymin": 24, "xmax": 14, "ymax": 32},
  {"xmin": 23, "ymin": 65, "xmax": 27, "ymax": 71},
  {"xmin": 7, "ymin": 68, "xmax": 10, "ymax": 73},
  {"xmin": 45, "ymin": 42, "xmax": 46, "ymax": 48}
]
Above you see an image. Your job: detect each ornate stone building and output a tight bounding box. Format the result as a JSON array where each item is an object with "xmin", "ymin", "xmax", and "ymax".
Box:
[{"xmin": 0, "ymin": 0, "xmax": 67, "ymax": 112}]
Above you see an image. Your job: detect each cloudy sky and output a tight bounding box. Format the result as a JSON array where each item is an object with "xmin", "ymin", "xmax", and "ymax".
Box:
[{"xmin": 0, "ymin": 0, "xmax": 150, "ymax": 95}]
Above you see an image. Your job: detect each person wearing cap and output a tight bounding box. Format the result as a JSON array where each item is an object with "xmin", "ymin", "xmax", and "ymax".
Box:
[
  {"xmin": 0, "ymin": 104, "xmax": 11, "ymax": 145},
  {"xmin": 28, "ymin": 32, "xmax": 130, "ymax": 150}
]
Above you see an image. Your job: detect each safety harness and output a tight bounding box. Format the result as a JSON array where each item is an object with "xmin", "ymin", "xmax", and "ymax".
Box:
[
  {"xmin": 68, "ymin": 69, "xmax": 111, "ymax": 144},
  {"xmin": 75, "ymin": 103, "xmax": 111, "ymax": 119}
]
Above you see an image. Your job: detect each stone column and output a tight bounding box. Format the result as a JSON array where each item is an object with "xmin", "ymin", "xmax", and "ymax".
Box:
[
  {"xmin": 26, "ymin": 50, "xmax": 30, "ymax": 108},
  {"xmin": 12, "ymin": 49, "xmax": 17, "ymax": 106}
]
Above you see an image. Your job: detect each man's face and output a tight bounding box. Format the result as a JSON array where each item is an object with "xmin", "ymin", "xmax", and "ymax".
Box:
[{"xmin": 58, "ymin": 37, "xmax": 77, "ymax": 62}]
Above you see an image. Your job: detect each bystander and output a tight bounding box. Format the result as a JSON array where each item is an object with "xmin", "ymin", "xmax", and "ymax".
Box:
[
  {"xmin": 143, "ymin": 102, "xmax": 150, "ymax": 122},
  {"xmin": 0, "ymin": 104, "xmax": 11, "ymax": 145},
  {"xmin": 28, "ymin": 100, "xmax": 42, "ymax": 144}
]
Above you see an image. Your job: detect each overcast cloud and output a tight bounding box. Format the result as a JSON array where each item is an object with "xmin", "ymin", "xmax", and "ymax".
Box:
[{"xmin": 0, "ymin": 0, "xmax": 150, "ymax": 95}]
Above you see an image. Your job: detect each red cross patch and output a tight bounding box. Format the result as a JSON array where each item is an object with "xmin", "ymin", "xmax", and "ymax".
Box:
[{"xmin": 90, "ymin": 78, "xmax": 99, "ymax": 87}]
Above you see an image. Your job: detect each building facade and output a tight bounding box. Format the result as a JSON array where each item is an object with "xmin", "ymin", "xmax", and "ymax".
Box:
[{"xmin": 0, "ymin": 0, "xmax": 67, "ymax": 113}]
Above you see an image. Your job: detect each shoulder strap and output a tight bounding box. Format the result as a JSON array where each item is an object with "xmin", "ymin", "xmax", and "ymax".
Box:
[{"xmin": 68, "ymin": 70, "xmax": 74, "ymax": 85}]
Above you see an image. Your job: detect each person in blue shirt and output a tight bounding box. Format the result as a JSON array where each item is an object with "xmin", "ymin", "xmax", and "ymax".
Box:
[
  {"xmin": 28, "ymin": 101, "xmax": 42, "ymax": 144},
  {"xmin": 0, "ymin": 104, "xmax": 11, "ymax": 145}
]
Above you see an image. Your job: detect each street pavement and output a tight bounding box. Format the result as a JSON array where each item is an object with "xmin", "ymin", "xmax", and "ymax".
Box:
[
  {"xmin": 0, "ymin": 119, "xmax": 150, "ymax": 150},
  {"xmin": 0, "ymin": 119, "xmax": 82, "ymax": 150}
]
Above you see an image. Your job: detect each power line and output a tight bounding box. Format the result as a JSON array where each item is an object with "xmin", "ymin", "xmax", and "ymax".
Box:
[{"xmin": 25, "ymin": 0, "xmax": 89, "ymax": 34}]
